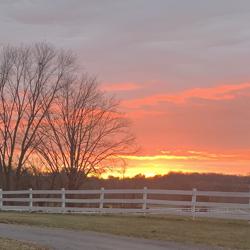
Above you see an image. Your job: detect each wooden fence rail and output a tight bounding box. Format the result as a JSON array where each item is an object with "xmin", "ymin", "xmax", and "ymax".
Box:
[{"xmin": 0, "ymin": 188, "xmax": 250, "ymax": 220}]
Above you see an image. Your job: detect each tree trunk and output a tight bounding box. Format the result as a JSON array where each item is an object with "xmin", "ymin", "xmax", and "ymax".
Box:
[{"xmin": 4, "ymin": 172, "xmax": 11, "ymax": 190}]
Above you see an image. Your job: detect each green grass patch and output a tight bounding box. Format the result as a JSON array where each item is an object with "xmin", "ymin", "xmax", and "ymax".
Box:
[
  {"xmin": 0, "ymin": 237, "xmax": 47, "ymax": 250},
  {"xmin": 0, "ymin": 212, "xmax": 248, "ymax": 249}
]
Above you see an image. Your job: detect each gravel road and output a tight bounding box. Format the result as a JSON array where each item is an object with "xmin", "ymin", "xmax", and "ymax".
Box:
[{"xmin": 0, "ymin": 223, "xmax": 222, "ymax": 250}]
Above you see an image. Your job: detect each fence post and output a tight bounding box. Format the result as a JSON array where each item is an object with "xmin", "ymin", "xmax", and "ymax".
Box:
[
  {"xmin": 191, "ymin": 188, "xmax": 197, "ymax": 220},
  {"xmin": 142, "ymin": 187, "xmax": 147, "ymax": 212},
  {"xmin": 99, "ymin": 187, "xmax": 104, "ymax": 211},
  {"xmin": 248, "ymin": 185, "xmax": 250, "ymax": 209},
  {"xmin": 29, "ymin": 188, "xmax": 33, "ymax": 212},
  {"xmin": 0, "ymin": 189, "xmax": 2, "ymax": 210},
  {"xmin": 61, "ymin": 188, "xmax": 66, "ymax": 212}
]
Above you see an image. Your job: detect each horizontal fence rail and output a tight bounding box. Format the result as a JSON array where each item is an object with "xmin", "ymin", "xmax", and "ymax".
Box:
[{"xmin": 0, "ymin": 188, "xmax": 250, "ymax": 220}]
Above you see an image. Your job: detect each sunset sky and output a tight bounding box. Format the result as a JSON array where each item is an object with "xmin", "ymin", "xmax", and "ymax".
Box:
[{"xmin": 1, "ymin": 0, "xmax": 250, "ymax": 177}]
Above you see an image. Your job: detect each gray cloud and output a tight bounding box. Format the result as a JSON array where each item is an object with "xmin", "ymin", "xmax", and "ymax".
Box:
[{"xmin": 1, "ymin": 0, "xmax": 250, "ymax": 89}]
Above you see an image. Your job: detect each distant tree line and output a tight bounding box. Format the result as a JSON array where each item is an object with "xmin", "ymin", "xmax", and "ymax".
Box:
[
  {"xmin": 0, "ymin": 43, "xmax": 135, "ymax": 190},
  {"xmin": 3, "ymin": 170, "xmax": 250, "ymax": 193}
]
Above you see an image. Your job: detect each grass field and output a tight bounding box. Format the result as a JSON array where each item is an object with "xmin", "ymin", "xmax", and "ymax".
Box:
[
  {"xmin": 0, "ymin": 237, "xmax": 47, "ymax": 250},
  {"xmin": 0, "ymin": 212, "xmax": 248, "ymax": 249}
]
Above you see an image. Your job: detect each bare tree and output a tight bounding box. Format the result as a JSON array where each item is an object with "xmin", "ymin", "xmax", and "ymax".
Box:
[
  {"xmin": 36, "ymin": 76, "xmax": 135, "ymax": 189},
  {"xmin": 0, "ymin": 43, "xmax": 75, "ymax": 189}
]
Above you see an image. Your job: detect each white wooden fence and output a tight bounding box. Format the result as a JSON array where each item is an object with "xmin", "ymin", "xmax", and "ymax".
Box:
[{"xmin": 0, "ymin": 188, "xmax": 250, "ymax": 220}]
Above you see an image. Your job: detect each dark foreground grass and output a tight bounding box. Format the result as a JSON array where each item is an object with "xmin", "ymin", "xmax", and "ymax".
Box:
[
  {"xmin": 0, "ymin": 212, "xmax": 248, "ymax": 249},
  {"xmin": 0, "ymin": 237, "xmax": 47, "ymax": 250}
]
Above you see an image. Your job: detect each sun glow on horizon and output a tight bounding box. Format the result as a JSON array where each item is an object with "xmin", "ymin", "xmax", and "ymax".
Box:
[{"xmin": 101, "ymin": 149, "xmax": 250, "ymax": 178}]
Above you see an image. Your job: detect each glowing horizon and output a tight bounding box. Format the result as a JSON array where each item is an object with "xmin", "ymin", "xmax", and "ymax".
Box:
[{"xmin": 100, "ymin": 148, "xmax": 250, "ymax": 178}]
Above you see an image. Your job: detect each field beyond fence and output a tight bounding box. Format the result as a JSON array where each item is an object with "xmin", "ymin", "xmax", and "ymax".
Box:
[{"xmin": 0, "ymin": 187, "xmax": 250, "ymax": 220}]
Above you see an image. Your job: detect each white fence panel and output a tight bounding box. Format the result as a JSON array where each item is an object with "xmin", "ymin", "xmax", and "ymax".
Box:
[{"xmin": 0, "ymin": 188, "xmax": 250, "ymax": 220}]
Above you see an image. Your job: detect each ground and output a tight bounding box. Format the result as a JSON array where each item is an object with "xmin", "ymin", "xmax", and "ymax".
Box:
[
  {"xmin": 0, "ymin": 212, "xmax": 248, "ymax": 249},
  {"xmin": 0, "ymin": 237, "xmax": 47, "ymax": 250}
]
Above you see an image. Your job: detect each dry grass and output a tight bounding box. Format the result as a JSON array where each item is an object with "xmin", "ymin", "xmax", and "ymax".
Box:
[
  {"xmin": 0, "ymin": 237, "xmax": 48, "ymax": 250},
  {"xmin": 0, "ymin": 212, "xmax": 249, "ymax": 249}
]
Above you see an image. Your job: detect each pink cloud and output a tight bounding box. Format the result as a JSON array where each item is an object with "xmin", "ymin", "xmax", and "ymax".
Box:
[{"xmin": 122, "ymin": 82, "xmax": 250, "ymax": 108}]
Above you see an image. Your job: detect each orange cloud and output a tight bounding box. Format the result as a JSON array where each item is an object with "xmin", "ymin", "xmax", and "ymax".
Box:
[
  {"xmin": 118, "ymin": 150, "xmax": 245, "ymax": 162},
  {"xmin": 119, "ymin": 155, "xmax": 195, "ymax": 161},
  {"xmin": 122, "ymin": 82, "xmax": 250, "ymax": 108},
  {"xmin": 101, "ymin": 82, "xmax": 141, "ymax": 92}
]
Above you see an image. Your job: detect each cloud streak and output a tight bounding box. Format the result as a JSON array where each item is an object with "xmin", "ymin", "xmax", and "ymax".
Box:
[
  {"xmin": 118, "ymin": 150, "xmax": 248, "ymax": 162},
  {"xmin": 123, "ymin": 82, "xmax": 250, "ymax": 108}
]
